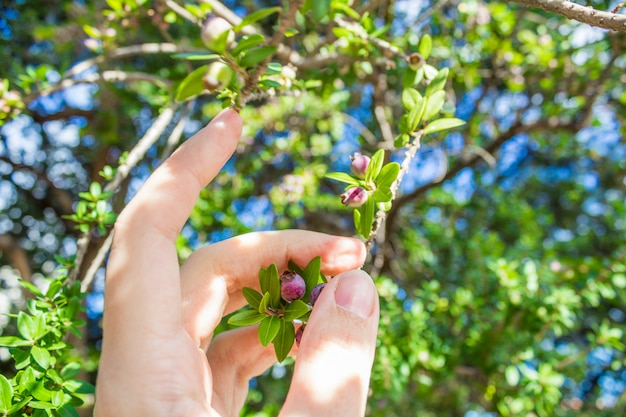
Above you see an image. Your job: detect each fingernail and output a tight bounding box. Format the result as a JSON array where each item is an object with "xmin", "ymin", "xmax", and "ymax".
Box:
[{"xmin": 334, "ymin": 270, "xmax": 376, "ymax": 320}]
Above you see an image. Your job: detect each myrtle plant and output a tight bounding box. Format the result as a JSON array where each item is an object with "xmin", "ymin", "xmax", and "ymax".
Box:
[{"xmin": 0, "ymin": 269, "xmax": 94, "ymax": 416}]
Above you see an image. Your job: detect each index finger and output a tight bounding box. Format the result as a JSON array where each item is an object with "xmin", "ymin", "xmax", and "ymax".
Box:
[{"xmin": 104, "ymin": 109, "xmax": 242, "ymax": 341}]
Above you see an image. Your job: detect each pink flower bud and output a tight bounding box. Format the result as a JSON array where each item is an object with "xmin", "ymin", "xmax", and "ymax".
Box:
[
  {"xmin": 341, "ymin": 187, "xmax": 368, "ymax": 207},
  {"xmin": 350, "ymin": 153, "xmax": 370, "ymax": 179}
]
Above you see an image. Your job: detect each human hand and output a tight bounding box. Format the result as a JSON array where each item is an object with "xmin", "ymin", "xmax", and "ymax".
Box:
[{"xmin": 94, "ymin": 109, "xmax": 380, "ymax": 417}]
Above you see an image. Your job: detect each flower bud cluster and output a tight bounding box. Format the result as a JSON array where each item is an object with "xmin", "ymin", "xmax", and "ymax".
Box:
[{"xmin": 338, "ymin": 152, "xmax": 372, "ymax": 208}]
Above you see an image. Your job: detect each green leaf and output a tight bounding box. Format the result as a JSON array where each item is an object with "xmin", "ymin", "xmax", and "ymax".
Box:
[
  {"xmin": 171, "ymin": 52, "xmax": 221, "ymax": 61},
  {"xmin": 423, "ymin": 90, "xmax": 446, "ymax": 121},
  {"xmin": 235, "ymin": 7, "xmax": 281, "ymax": 31},
  {"xmin": 353, "ymin": 209, "xmax": 361, "ymax": 235},
  {"xmin": 267, "ymin": 263, "xmax": 282, "ymax": 309},
  {"xmin": 258, "ymin": 292, "xmax": 270, "ymax": 314},
  {"xmin": 505, "ymin": 365, "xmax": 520, "ymax": 386},
  {"xmin": 366, "ymin": 149, "xmax": 385, "ymax": 183},
  {"xmin": 60, "ymin": 362, "xmax": 81, "ymax": 380},
  {"xmin": 176, "ymin": 65, "xmax": 208, "ymax": 102},
  {"xmin": 284, "ymin": 28, "xmax": 299, "ymax": 37},
  {"xmin": 259, "ymin": 267, "xmax": 269, "ymax": 294},
  {"xmin": 373, "ymin": 187, "xmax": 392, "ymax": 203},
  {"xmin": 231, "ymin": 34, "xmax": 265, "ymax": 56},
  {"xmin": 324, "ymin": 172, "xmax": 360, "ymax": 186},
  {"xmin": 266, "ymin": 62, "xmax": 282, "ymax": 75},
  {"xmin": 273, "ymin": 320, "xmax": 295, "ymax": 362},
  {"xmin": 89, "ymin": 182, "xmax": 102, "ymax": 198},
  {"xmin": 242, "ymin": 287, "xmax": 263, "ymax": 310},
  {"xmin": 227, "ymin": 308, "xmax": 266, "ymax": 326},
  {"xmin": 425, "ymin": 67, "xmax": 449, "ymax": 96},
  {"xmin": 360, "ymin": 197, "xmax": 375, "ymax": 239},
  {"xmin": 27, "ymin": 400, "xmax": 54, "ymax": 410},
  {"xmin": 408, "ymin": 95, "xmax": 426, "ymax": 131},
  {"xmin": 17, "ymin": 311, "xmax": 35, "ymax": 340},
  {"xmin": 31, "ymin": 346, "xmax": 51, "ymax": 369},
  {"xmin": 402, "ymin": 88, "xmax": 421, "ymax": 111},
  {"xmin": 403, "ymin": 67, "xmax": 424, "ymax": 88},
  {"xmin": 19, "ymin": 280, "xmax": 43, "ymax": 297},
  {"xmin": 0, "ymin": 336, "xmax": 31, "ymax": 347},
  {"xmin": 303, "ymin": 256, "xmax": 322, "ymax": 297},
  {"xmin": 258, "ymin": 316, "xmax": 281, "ymax": 347},
  {"xmin": 312, "ymin": 0, "xmax": 331, "ymax": 21},
  {"xmin": 283, "ymin": 300, "xmax": 310, "ymax": 321},
  {"xmin": 287, "ymin": 261, "xmax": 304, "ymax": 276},
  {"xmin": 394, "ymin": 133, "xmax": 410, "ymax": 148},
  {"xmin": 210, "ymin": 29, "xmax": 234, "ymax": 54},
  {"xmin": 418, "ymin": 34, "xmax": 433, "ymax": 60},
  {"xmin": 239, "ymin": 46, "xmax": 277, "ymax": 68},
  {"xmin": 58, "ymin": 404, "xmax": 80, "ymax": 417},
  {"xmin": 424, "ymin": 118, "xmax": 466, "ymax": 135},
  {"xmin": 259, "ymin": 79, "xmax": 282, "ymax": 88},
  {"xmin": 7, "ymin": 397, "xmax": 31, "ymax": 414},
  {"xmin": 377, "ymin": 162, "xmax": 401, "ymax": 189},
  {"xmin": 0, "ymin": 373, "xmax": 12, "ymax": 413},
  {"xmin": 331, "ymin": 1, "xmax": 360, "ymax": 20}
]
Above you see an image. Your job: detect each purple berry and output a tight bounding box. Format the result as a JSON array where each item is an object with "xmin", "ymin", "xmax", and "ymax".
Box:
[
  {"xmin": 295, "ymin": 325, "xmax": 305, "ymax": 346},
  {"xmin": 280, "ymin": 270, "xmax": 306, "ymax": 302},
  {"xmin": 309, "ymin": 283, "xmax": 325, "ymax": 306},
  {"xmin": 350, "ymin": 153, "xmax": 370, "ymax": 179},
  {"xmin": 341, "ymin": 186, "xmax": 368, "ymax": 207}
]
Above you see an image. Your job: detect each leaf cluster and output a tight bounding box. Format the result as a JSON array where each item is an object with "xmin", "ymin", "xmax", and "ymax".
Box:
[{"xmin": 227, "ymin": 257, "xmax": 324, "ymax": 362}]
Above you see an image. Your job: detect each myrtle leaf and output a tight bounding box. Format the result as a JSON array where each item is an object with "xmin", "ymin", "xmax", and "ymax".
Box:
[
  {"xmin": 231, "ymin": 34, "xmax": 265, "ymax": 56},
  {"xmin": 273, "ymin": 319, "xmax": 295, "ymax": 362},
  {"xmin": 176, "ymin": 65, "xmax": 208, "ymax": 102},
  {"xmin": 303, "ymin": 256, "xmax": 322, "ymax": 297},
  {"xmin": 283, "ymin": 300, "xmax": 310, "ymax": 321},
  {"xmin": 243, "ymin": 287, "xmax": 263, "ymax": 311},
  {"xmin": 424, "ymin": 118, "xmax": 466, "ymax": 135},
  {"xmin": 258, "ymin": 316, "xmax": 281, "ymax": 346},
  {"xmin": 425, "ymin": 67, "xmax": 449, "ymax": 96},
  {"xmin": 228, "ymin": 308, "xmax": 266, "ymax": 326},
  {"xmin": 324, "ymin": 172, "xmax": 360, "ymax": 186},
  {"xmin": 267, "ymin": 264, "xmax": 282, "ymax": 309},
  {"xmin": 259, "ymin": 267, "xmax": 269, "ymax": 294},
  {"xmin": 376, "ymin": 162, "xmax": 401, "ymax": 189},
  {"xmin": 366, "ymin": 149, "xmax": 385, "ymax": 183}
]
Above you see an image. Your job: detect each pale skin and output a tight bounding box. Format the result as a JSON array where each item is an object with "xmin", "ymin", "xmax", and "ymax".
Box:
[{"xmin": 94, "ymin": 109, "xmax": 380, "ymax": 417}]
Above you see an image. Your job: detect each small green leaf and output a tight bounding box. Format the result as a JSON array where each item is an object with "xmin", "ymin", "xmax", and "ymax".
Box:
[
  {"xmin": 353, "ymin": 209, "xmax": 361, "ymax": 235},
  {"xmin": 31, "ymin": 346, "xmax": 51, "ymax": 369},
  {"xmin": 324, "ymin": 172, "xmax": 360, "ymax": 186},
  {"xmin": 0, "ymin": 373, "xmax": 13, "ymax": 413},
  {"xmin": 17, "ymin": 311, "xmax": 34, "ymax": 340},
  {"xmin": 259, "ymin": 79, "xmax": 282, "ymax": 88},
  {"xmin": 312, "ymin": 0, "xmax": 331, "ymax": 21},
  {"xmin": 424, "ymin": 118, "xmax": 466, "ymax": 135},
  {"xmin": 259, "ymin": 267, "xmax": 269, "ymax": 294},
  {"xmin": 409, "ymin": 95, "xmax": 426, "ymax": 131},
  {"xmin": 60, "ymin": 362, "xmax": 81, "ymax": 380},
  {"xmin": 506, "ymin": 365, "xmax": 520, "ymax": 386},
  {"xmin": 423, "ymin": 90, "xmax": 446, "ymax": 121},
  {"xmin": 377, "ymin": 162, "xmax": 401, "ymax": 189},
  {"xmin": 171, "ymin": 52, "xmax": 221, "ymax": 61},
  {"xmin": 418, "ymin": 34, "xmax": 432, "ymax": 60},
  {"xmin": 18, "ymin": 280, "xmax": 43, "ymax": 297},
  {"xmin": 303, "ymin": 256, "xmax": 322, "ymax": 297},
  {"xmin": 210, "ymin": 29, "xmax": 234, "ymax": 54},
  {"xmin": 373, "ymin": 187, "xmax": 392, "ymax": 203},
  {"xmin": 227, "ymin": 309, "xmax": 266, "ymax": 326},
  {"xmin": 259, "ymin": 292, "xmax": 270, "ymax": 314},
  {"xmin": 239, "ymin": 46, "xmax": 278, "ymax": 68},
  {"xmin": 287, "ymin": 261, "xmax": 304, "ymax": 276},
  {"xmin": 7, "ymin": 398, "xmax": 31, "ymax": 414},
  {"xmin": 258, "ymin": 316, "xmax": 281, "ymax": 346},
  {"xmin": 176, "ymin": 65, "xmax": 208, "ymax": 102},
  {"xmin": 360, "ymin": 197, "xmax": 375, "ymax": 239},
  {"xmin": 366, "ymin": 149, "xmax": 385, "ymax": 183},
  {"xmin": 283, "ymin": 300, "xmax": 310, "ymax": 321},
  {"xmin": 89, "ymin": 182, "xmax": 102, "ymax": 198},
  {"xmin": 266, "ymin": 62, "xmax": 282, "ymax": 75},
  {"xmin": 231, "ymin": 34, "xmax": 265, "ymax": 56},
  {"xmin": 235, "ymin": 7, "xmax": 281, "ymax": 31},
  {"xmin": 0, "ymin": 336, "xmax": 31, "ymax": 347},
  {"xmin": 331, "ymin": 1, "xmax": 360, "ymax": 20},
  {"xmin": 284, "ymin": 28, "xmax": 299, "ymax": 37},
  {"xmin": 394, "ymin": 133, "xmax": 410, "ymax": 148},
  {"xmin": 402, "ymin": 88, "xmax": 421, "ymax": 111},
  {"xmin": 267, "ymin": 264, "xmax": 282, "ymax": 308},
  {"xmin": 242, "ymin": 287, "xmax": 263, "ymax": 310},
  {"xmin": 403, "ymin": 67, "xmax": 424, "ymax": 88},
  {"xmin": 58, "ymin": 404, "xmax": 80, "ymax": 417},
  {"xmin": 27, "ymin": 400, "xmax": 54, "ymax": 410},
  {"xmin": 273, "ymin": 320, "xmax": 295, "ymax": 362},
  {"xmin": 425, "ymin": 67, "xmax": 449, "ymax": 96}
]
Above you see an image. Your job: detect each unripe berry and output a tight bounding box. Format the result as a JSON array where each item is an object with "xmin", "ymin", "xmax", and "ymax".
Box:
[
  {"xmin": 201, "ymin": 16, "xmax": 235, "ymax": 51},
  {"xmin": 407, "ymin": 52, "xmax": 425, "ymax": 70},
  {"xmin": 203, "ymin": 62, "xmax": 234, "ymax": 92},
  {"xmin": 280, "ymin": 270, "xmax": 306, "ymax": 302},
  {"xmin": 309, "ymin": 283, "xmax": 325, "ymax": 306},
  {"xmin": 341, "ymin": 187, "xmax": 368, "ymax": 207},
  {"xmin": 295, "ymin": 325, "xmax": 305, "ymax": 346},
  {"xmin": 350, "ymin": 153, "xmax": 370, "ymax": 179}
]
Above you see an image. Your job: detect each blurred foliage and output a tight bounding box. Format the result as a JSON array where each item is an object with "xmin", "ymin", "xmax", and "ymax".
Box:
[{"xmin": 1, "ymin": 0, "xmax": 626, "ymax": 415}]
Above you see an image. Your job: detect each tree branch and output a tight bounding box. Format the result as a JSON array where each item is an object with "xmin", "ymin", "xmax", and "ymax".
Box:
[{"xmin": 509, "ymin": 0, "xmax": 626, "ymax": 32}]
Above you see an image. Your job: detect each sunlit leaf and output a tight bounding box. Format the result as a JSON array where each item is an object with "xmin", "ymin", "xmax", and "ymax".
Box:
[{"xmin": 424, "ymin": 118, "xmax": 466, "ymax": 135}]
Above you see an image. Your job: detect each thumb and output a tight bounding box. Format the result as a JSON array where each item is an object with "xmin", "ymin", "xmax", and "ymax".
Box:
[{"xmin": 281, "ymin": 270, "xmax": 379, "ymax": 417}]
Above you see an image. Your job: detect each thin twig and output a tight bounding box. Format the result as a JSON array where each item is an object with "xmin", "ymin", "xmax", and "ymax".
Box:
[
  {"xmin": 81, "ymin": 231, "xmax": 114, "ymax": 292},
  {"xmin": 164, "ymin": 0, "xmax": 200, "ymax": 25},
  {"xmin": 236, "ymin": 0, "xmax": 304, "ymax": 109}
]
